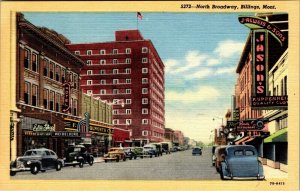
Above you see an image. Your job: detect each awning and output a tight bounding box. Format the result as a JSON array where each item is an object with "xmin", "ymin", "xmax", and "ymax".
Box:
[
  {"xmin": 243, "ymin": 137, "xmax": 255, "ymax": 144},
  {"xmin": 235, "ymin": 136, "xmax": 250, "ymax": 145},
  {"xmin": 264, "ymin": 128, "xmax": 287, "ymax": 143}
]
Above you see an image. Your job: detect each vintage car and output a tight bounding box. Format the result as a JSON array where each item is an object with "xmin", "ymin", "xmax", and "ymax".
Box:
[
  {"xmin": 143, "ymin": 144, "xmax": 158, "ymax": 158},
  {"xmin": 214, "ymin": 145, "xmax": 227, "ymax": 172},
  {"xmin": 192, "ymin": 147, "xmax": 202, "ymax": 155},
  {"xmin": 103, "ymin": 147, "xmax": 126, "ymax": 162},
  {"xmin": 64, "ymin": 144, "xmax": 94, "ymax": 167},
  {"xmin": 160, "ymin": 142, "xmax": 172, "ymax": 154},
  {"xmin": 123, "ymin": 147, "xmax": 137, "ymax": 160},
  {"xmin": 219, "ymin": 145, "xmax": 265, "ymax": 180},
  {"xmin": 10, "ymin": 148, "xmax": 63, "ymax": 176}
]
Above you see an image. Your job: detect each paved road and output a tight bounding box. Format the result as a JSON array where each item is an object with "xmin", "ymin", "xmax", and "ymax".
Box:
[{"xmin": 11, "ymin": 148, "xmax": 220, "ymax": 180}]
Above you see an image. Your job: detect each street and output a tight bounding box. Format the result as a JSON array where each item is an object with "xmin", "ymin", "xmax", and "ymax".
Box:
[{"xmin": 11, "ymin": 148, "xmax": 220, "ymax": 180}]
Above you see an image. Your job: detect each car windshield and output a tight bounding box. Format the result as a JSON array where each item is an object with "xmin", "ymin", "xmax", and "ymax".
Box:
[{"xmin": 24, "ymin": 150, "xmax": 43, "ymax": 156}]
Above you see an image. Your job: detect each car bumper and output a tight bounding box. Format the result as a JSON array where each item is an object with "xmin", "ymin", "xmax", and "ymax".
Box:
[
  {"xmin": 223, "ymin": 175, "xmax": 265, "ymax": 180},
  {"xmin": 11, "ymin": 167, "xmax": 30, "ymax": 172}
]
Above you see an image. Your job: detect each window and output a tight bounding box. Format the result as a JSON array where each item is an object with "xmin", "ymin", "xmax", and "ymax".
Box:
[
  {"xmin": 24, "ymin": 49, "xmax": 30, "ymax": 69},
  {"xmin": 142, "ymin": 47, "xmax": 148, "ymax": 53},
  {"xmin": 73, "ymin": 99, "xmax": 77, "ymax": 115},
  {"xmin": 100, "ymin": 49, "xmax": 106, "ymax": 55},
  {"xmin": 125, "ymin": 99, "xmax": 131, "ymax": 104},
  {"xmin": 113, "ymin": 110, "xmax": 118, "ymax": 115},
  {"xmin": 43, "ymin": 89, "xmax": 48, "ymax": 109},
  {"xmin": 126, "ymin": 119, "xmax": 132, "ymax": 125},
  {"xmin": 113, "ymin": 69, "xmax": 118, "ymax": 74},
  {"xmin": 49, "ymin": 91, "xmax": 55, "ymax": 110},
  {"xmin": 142, "ymin": 98, "xmax": 148, "ymax": 104},
  {"xmin": 49, "ymin": 62, "xmax": 54, "ymax": 79},
  {"xmin": 113, "ymin": 119, "xmax": 119, "ymax": 125},
  {"xmin": 142, "ymin": 78, "xmax": 148, "ymax": 84},
  {"xmin": 142, "ymin": 68, "xmax": 148, "ymax": 73},
  {"xmin": 125, "ymin": 48, "xmax": 131, "ymax": 54},
  {"xmin": 87, "ymin": 90, "xmax": 93, "ymax": 95},
  {"xmin": 75, "ymin": 51, "xmax": 80, "ymax": 55},
  {"xmin": 113, "ymin": 89, "xmax": 119, "ymax": 94},
  {"xmin": 142, "ymin": 130, "xmax": 148, "ymax": 136},
  {"xmin": 142, "ymin": 88, "xmax": 148, "ymax": 94},
  {"xmin": 100, "ymin": 70, "xmax": 105, "ymax": 74},
  {"xmin": 87, "ymin": 80, "xmax": 92, "ymax": 85},
  {"xmin": 142, "ymin": 58, "xmax": 148, "ymax": 63},
  {"xmin": 100, "ymin": 59, "xmax": 106, "ymax": 65},
  {"xmin": 24, "ymin": 82, "xmax": 30, "ymax": 104},
  {"xmin": 125, "ymin": 68, "xmax": 131, "ymax": 74},
  {"xmin": 32, "ymin": 84, "xmax": 38, "ymax": 106},
  {"xmin": 126, "ymin": 89, "xmax": 131, "ymax": 94},
  {"xmin": 100, "ymin": 89, "xmax": 106, "ymax": 95},
  {"xmin": 55, "ymin": 65, "xmax": 61, "ymax": 82},
  {"xmin": 87, "ymin": 50, "xmax": 92, "ymax": 55},
  {"xmin": 86, "ymin": 60, "xmax": 92, "ymax": 65},
  {"xmin": 87, "ymin": 70, "xmax": 92, "ymax": 75},
  {"xmin": 112, "ymin": 49, "xmax": 118, "ymax": 54},
  {"xmin": 142, "ymin": 119, "xmax": 148, "ymax": 124},
  {"xmin": 55, "ymin": 93, "xmax": 60, "ymax": 112},
  {"xmin": 125, "ymin": 79, "xmax": 131, "ymax": 84},
  {"xmin": 74, "ymin": 75, "xmax": 78, "ymax": 89},
  {"xmin": 61, "ymin": 68, "xmax": 66, "ymax": 83},
  {"xmin": 125, "ymin": 58, "xmax": 131, "ymax": 64},
  {"xmin": 113, "ymin": 79, "xmax": 119, "ymax": 84},
  {"xmin": 43, "ymin": 59, "xmax": 49, "ymax": 77},
  {"xmin": 113, "ymin": 59, "xmax": 118, "ymax": 64},
  {"xmin": 126, "ymin": 109, "xmax": 131, "ymax": 114},
  {"xmin": 32, "ymin": 53, "xmax": 38, "ymax": 72},
  {"xmin": 100, "ymin": 80, "xmax": 106, "ymax": 85},
  {"xmin": 142, "ymin": 108, "xmax": 148, "ymax": 114}
]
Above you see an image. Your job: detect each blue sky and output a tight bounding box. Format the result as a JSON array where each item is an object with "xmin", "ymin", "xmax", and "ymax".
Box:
[{"xmin": 24, "ymin": 12, "xmax": 250, "ymax": 143}]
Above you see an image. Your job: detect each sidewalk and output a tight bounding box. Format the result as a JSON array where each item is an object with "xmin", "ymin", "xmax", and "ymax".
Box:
[{"xmin": 263, "ymin": 165, "xmax": 288, "ymax": 179}]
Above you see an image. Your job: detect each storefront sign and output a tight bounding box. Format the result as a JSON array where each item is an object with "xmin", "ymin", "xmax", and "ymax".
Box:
[
  {"xmin": 253, "ymin": 30, "xmax": 268, "ymax": 97},
  {"xmin": 89, "ymin": 125, "xmax": 114, "ymax": 134},
  {"xmin": 52, "ymin": 131, "xmax": 80, "ymax": 137},
  {"xmin": 239, "ymin": 16, "xmax": 286, "ymax": 45},
  {"xmin": 251, "ymin": 95, "xmax": 288, "ymax": 109},
  {"xmin": 232, "ymin": 109, "xmax": 240, "ymax": 121},
  {"xmin": 62, "ymin": 82, "xmax": 71, "ymax": 113},
  {"xmin": 32, "ymin": 123, "xmax": 55, "ymax": 132},
  {"xmin": 24, "ymin": 130, "xmax": 52, "ymax": 136},
  {"xmin": 236, "ymin": 119, "xmax": 266, "ymax": 131}
]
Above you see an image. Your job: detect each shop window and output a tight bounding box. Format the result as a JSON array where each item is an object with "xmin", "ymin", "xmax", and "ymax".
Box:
[
  {"xmin": 32, "ymin": 84, "xmax": 38, "ymax": 106},
  {"xmin": 32, "ymin": 53, "xmax": 38, "ymax": 72},
  {"xmin": 24, "ymin": 49, "xmax": 30, "ymax": 69}
]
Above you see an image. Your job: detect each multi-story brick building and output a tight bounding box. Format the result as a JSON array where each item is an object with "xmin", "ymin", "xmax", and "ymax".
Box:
[{"xmin": 66, "ymin": 30, "xmax": 165, "ymax": 146}]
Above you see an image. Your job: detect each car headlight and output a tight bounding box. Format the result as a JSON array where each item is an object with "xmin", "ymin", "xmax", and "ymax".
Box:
[
  {"xmin": 74, "ymin": 156, "xmax": 77, "ymax": 160},
  {"xmin": 26, "ymin": 161, "xmax": 31, "ymax": 165}
]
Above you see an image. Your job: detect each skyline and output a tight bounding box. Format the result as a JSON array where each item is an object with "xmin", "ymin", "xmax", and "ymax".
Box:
[{"xmin": 23, "ymin": 12, "xmax": 251, "ymax": 143}]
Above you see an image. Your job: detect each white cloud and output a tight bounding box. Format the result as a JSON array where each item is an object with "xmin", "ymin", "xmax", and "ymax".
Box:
[
  {"xmin": 165, "ymin": 59, "xmax": 180, "ymax": 73},
  {"xmin": 207, "ymin": 58, "xmax": 221, "ymax": 66},
  {"xmin": 186, "ymin": 68, "xmax": 213, "ymax": 80},
  {"xmin": 215, "ymin": 66, "xmax": 236, "ymax": 74},
  {"xmin": 214, "ymin": 40, "xmax": 244, "ymax": 58},
  {"xmin": 166, "ymin": 86, "xmax": 220, "ymax": 103}
]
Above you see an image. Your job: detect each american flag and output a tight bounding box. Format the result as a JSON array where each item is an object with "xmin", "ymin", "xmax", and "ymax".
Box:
[{"xmin": 137, "ymin": 12, "xmax": 143, "ymax": 19}]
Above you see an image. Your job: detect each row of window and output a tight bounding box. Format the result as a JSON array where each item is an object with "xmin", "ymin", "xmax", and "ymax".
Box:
[
  {"xmin": 85, "ymin": 68, "xmax": 149, "ymax": 75},
  {"xmin": 87, "ymin": 88, "xmax": 149, "ymax": 95},
  {"xmin": 24, "ymin": 81, "xmax": 78, "ymax": 115},
  {"xmin": 113, "ymin": 108, "xmax": 149, "ymax": 115},
  {"xmin": 86, "ymin": 57, "xmax": 148, "ymax": 65},
  {"xmin": 75, "ymin": 47, "xmax": 148, "ymax": 56},
  {"xmin": 24, "ymin": 48, "xmax": 79, "ymax": 88},
  {"xmin": 84, "ymin": 78, "xmax": 148, "ymax": 85},
  {"xmin": 112, "ymin": 119, "xmax": 149, "ymax": 125}
]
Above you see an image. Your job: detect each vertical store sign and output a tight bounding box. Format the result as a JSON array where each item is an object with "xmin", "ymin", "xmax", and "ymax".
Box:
[
  {"xmin": 252, "ymin": 30, "xmax": 267, "ymax": 97},
  {"xmin": 62, "ymin": 82, "xmax": 71, "ymax": 113}
]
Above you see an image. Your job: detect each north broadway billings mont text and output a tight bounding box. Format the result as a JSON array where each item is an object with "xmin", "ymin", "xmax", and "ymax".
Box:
[{"xmin": 183, "ymin": 4, "xmax": 276, "ymax": 10}]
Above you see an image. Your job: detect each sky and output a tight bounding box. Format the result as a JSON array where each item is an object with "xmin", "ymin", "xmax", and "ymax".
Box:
[{"xmin": 23, "ymin": 12, "xmax": 251, "ymax": 143}]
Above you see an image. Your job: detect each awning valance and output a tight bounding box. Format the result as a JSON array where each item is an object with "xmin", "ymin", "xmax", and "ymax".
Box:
[{"xmin": 264, "ymin": 128, "xmax": 287, "ymax": 143}]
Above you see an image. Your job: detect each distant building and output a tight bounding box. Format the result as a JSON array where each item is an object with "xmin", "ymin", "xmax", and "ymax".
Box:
[
  {"xmin": 66, "ymin": 30, "xmax": 165, "ymax": 146},
  {"xmin": 174, "ymin": 130, "xmax": 185, "ymax": 146}
]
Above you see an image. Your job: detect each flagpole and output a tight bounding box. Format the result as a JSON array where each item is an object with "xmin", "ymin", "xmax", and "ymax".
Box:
[{"xmin": 136, "ymin": 12, "xmax": 139, "ymax": 29}]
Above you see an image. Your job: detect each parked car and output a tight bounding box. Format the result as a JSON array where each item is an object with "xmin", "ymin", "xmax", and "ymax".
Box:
[
  {"xmin": 103, "ymin": 147, "xmax": 126, "ymax": 162},
  {"xmin": 160, "ymin": 142, "xmax": 172, "ymax": 154},
  {"xmin": 10, "ymin": 148, "xmax": 63, "ymax": 176},
  {"xmin": 132, "ymin": 147, "xmax": 144, "ymax": 159},
  {"xmin": 123, "ymin": 147, "xmax": 137, "ymax": 160},
  {"xmin": 151, "ymin": 143, "xmax": 163, "ymax": 156},
  {"xmin": 192, "ymin": 147, "xmax": 202, "ymax": 155},
  {"xmin": 64, "ymin": 144, "xmax": 94, "ymax": 167},
  {"xmin": 143, "ymin": 144, "xmax": 158, "ymax": 158},
  {"xmin": 220, "ymin": 145, "xmax": 265, "ymax": 180},
  {"xmin": 214, "ymin": 145, "xmax": 227, "ymax": 172},
  {"xmin": 211, "ymin": 145, "xmax": 217, "ymax": 166}
]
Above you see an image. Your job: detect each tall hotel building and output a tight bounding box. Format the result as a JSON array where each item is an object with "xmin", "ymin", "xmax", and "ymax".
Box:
[{"xmin": 66, "ymin": 30, "xmax": 165, "ymax": 146}]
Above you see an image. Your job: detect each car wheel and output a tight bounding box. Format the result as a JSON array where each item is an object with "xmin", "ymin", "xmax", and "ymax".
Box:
[
  {"xmin": 104, "ymin": 159, "xmax": 108, "ymax": 163},
  {"xmin": 129, "ymin": 156, "xmax": 132, "ymax": 160},
  {"xmin": 140, "ymin": 156, "xmax": 143, "ymax": 159},
  {"xmin": 41, "ymin": 170, "xmax": 46, "ymax": 173},
  {"xmin": 10, "ymin": 171, "xmax": 16, "ymax": 176},
  {"xmin": 220, "ymin": 169, "xmax": 225, "ymax": 180},
  {"xmin": 89, "ymin": 158, "xmax": 94, "ymax": 166},
  {"xmin": 79, "ymin": 160, "xmax": 84, "ymax": 168},
  {"xmin": 123, "ymin": 157, "xmax": 126, "ymax": 161},
  {"xmin": 150, "ymin": 154, "xmax": 152, "ymax": 158},
  {"xmin": 116, "ymin": 157, "xmax": 119, "ymax": 162},
  {"xmin": 30, "ymin": 164, "xmax": 39, "ymax": 175},
  {"xmin": 134, "ymin": 156, "xmax": 137, "ymax": 160},
  {"xmin": 56, "ymin": 162, "xmax": 62, "ymax": 171}
]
